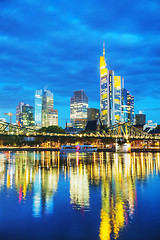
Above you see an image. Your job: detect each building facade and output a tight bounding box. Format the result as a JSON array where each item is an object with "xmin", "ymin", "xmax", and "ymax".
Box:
[
  {"xmin": 42, "ymin": 109, "xmax": 58, "ymax": 127},
  {"xmin": 16, "ymin": 103, "xmax": 34, "ymax": 127},
  {"xmin": 16, "ymin": 102, "xmax": 24, "ymax": 125},
  {"xmin": 70, "ymin": 90, "xmax": 88, "ymax": 128},
  {"xmin": 135, "ymin": 111, "xmax": 146, "ymax": 126},
  {"xmin": 127, "ymin": 93, "xmax": 134, "ymax": 124},
  {"xmin": 100, "ymin": 44, "xmax": 121, "ymax": 127},
  {"xmin": 42, "ymin": 90, "xmax": 54, "ymax": 110},
  {"xmin": 21, "ymin": 104, "xmax": 34, "ymax": 126},
  {"xmin": 87, "ymin": 108, "xmax": 100, "ymax": 121},
  {"xmin": 35, "ymin": 89, "xmax": 58, "ymax": 128},
  {"xmin": 121, "ymin": 88, "xmax": 128, "ymax": 123},
  {"xmin": 35, "ymin": 90, "xmax": 43, "ymax": 126}
]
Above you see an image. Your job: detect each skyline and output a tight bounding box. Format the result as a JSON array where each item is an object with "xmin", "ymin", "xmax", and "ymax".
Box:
[{"xmin": 0, "ymin": 0, "xmax": 160, "ymax": 127}]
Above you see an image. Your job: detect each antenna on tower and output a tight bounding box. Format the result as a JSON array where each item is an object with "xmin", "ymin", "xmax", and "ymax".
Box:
[{"xmin": 103, "ymin": 42, "xmax": 105, "ymax": 57}]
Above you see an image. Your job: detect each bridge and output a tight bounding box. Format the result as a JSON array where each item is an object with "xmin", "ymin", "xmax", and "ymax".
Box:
[{"xmin": 0, "ymin": 120, "xmax": 159, "ymax": 141}]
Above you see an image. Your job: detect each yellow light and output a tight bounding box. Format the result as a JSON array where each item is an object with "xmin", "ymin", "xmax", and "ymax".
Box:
[
  {"xmin": 102, "ymin": 110, "xmax": 107, "ymax": 116},
  {"xmin": 114, "ymin": 76, "xmax": 121, "ymax": 89},
  {"xmin": 102, "ymin": 93, "xmax": 107, "ymax": 100}
]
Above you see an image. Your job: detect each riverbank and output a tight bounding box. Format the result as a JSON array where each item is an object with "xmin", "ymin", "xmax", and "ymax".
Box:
[{"xmin": 0, "ymin": 146, "xmax": 160, "ymax": 152}]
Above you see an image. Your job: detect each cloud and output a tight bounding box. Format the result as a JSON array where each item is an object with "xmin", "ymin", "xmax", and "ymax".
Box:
[{"xmin": 0, "ymin": 0, "xmax": 159, "ymax": 126}]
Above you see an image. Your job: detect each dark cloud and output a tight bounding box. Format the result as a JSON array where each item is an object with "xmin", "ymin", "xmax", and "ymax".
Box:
[{"xmin": 0, "ymin": 0, "xmax": 159, "ymax": 126}]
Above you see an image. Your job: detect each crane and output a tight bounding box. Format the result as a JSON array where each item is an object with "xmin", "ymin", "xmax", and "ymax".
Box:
[{"xmin": 4, "ymin": 112, "xmax": 14, "ymax": 124}]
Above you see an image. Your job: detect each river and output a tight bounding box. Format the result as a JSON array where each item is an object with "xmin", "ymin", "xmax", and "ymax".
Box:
[{"xmin": 0, "ymin": 151, "xmax": 160, "ymax": 240}]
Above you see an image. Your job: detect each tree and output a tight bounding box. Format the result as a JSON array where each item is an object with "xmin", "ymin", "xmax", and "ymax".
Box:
[{"xmin": 38, "ymin": 125, "xmax": 65, "ymax": 134}]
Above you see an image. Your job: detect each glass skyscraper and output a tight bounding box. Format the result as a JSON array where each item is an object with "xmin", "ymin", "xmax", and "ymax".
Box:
[
  {"xmin": 35, "ymin": 89, "xmax": 57, "ymax": 127},
  {"xmin": 16, "ymin": 102, "xmax": 24, "ymax": 125},
  {"xmin": 100, "ymin": 44, "xmax": 109, "ymax": 126},
  {"xmin": 21, "ymin": 104, "xmax": 34, "ymax": 126},
  {"xmin": 42, "ymin": 109, "xmax": 58, "ymax": 127},
  {"xmin": 121, "ymin": 88, "xmax": 128, "ymax": 123},
  {"xmin": 114, "ymin": 76, "xmax": 121, "ymax": 124},
  {"xmin": 100, "ymin": 44, "xmax": 121, "ymax": 127},
  {"xmin": 35, "ymin": 90, "xmax": 43, "ymax": 126},
  {"xmin": 127, "ymin": 93, "xmax": 134, "ymax": 124},
  {"xmin": 70, "ymin": 90, "xmax": 88, "ymax": 128},
  {"xmin": 16, "ymin": 102, "xmax": 34, "ymax": 126},
  {"xmin": 42, "ymin": 90, "xmax": 54, "ymax": 110}
]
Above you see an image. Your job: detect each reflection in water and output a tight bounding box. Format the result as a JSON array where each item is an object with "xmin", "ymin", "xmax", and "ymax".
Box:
[
  {"xmin": 0, "ymin": 151, "xmax": 160, "ymax": 239},
  {"xmin": 70, "ymin": 161, "xmax": 90, "ymax": 210}
]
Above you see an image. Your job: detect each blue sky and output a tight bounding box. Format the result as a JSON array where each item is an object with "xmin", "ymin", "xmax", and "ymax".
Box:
[{"xmin": 0, "ymin": 0, "xmax": 160, "ymax": 127}]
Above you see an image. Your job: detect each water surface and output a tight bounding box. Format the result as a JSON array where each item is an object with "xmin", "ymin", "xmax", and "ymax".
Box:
[{"xmin": 0, "ymin": 151, "xmax": 160, "ymax": 240}]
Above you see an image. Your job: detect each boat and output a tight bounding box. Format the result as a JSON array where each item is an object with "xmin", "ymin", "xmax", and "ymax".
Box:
[
  {"xmin": 60, "ymin": 144, "xmax": 97, "ymax": 153},
  {"xmin": 115, "ymin": 142, "xmax": 131, "ymax": 153}
]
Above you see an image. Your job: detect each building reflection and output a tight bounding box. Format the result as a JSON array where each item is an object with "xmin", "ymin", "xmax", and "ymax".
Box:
[
  {"xmin": 98, "ymin": 152, "xmax": 160, "ymax": 240},
  {"xmin": 70, "ymin": 159, "xmax": 90, "ymax": 210},
  {"xmin": 0, "ymin": 150, "xmax": 160, "ymax": 230}
]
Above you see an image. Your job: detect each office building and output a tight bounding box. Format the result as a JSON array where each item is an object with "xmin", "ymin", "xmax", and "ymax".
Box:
[
  {"xmin": 35, "ymin": 90, "xmax": 43, "ymax": 126},
  {"xmin": 135, "ymin": 111, "xmax": 146, "ymax": 126},
  {"xmin": 35, "ymin": 89, "xmax": 58, "ymax": 127},
  {"xmin": 114, "ymin": 75, "xmax": 121, "ymax": 123},
  {"xmin": 16, "ymin": 104, "xmax": 34, "ymax": 127},
  {"xmin": 16, "ymin": 102, "xmax": 34, "ymax": 127},
  {"xmin": 42, "ymin": 109, "xmax": 58, "ymax": 127},
  {"xmin": 127, "ymin": 93, "xmax": 134, "ymax": 124},
  {"xmin": 100, "ymin": 44, "xmax": 121, "ymax": 126},
  {"xmin": 87, "ymin": 108, "xmax": 100, "ymax": 121},
  {"xmin": 16, "ymin": 102, "xmax": 24, "ymax": 125},
  {"xmin": 42, "ymin": 90, "xmax": 54, "ymax": 110},
  {"xmin": 70, "ymin": 90, "xmax": 88, "ymax": 128},
  {"xmin": 121, "ymin": 87, "xmax": 128, "ymax": 123}
]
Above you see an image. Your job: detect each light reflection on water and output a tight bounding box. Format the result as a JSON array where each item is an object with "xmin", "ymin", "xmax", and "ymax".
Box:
[{"xmin": 0, "ymin": 151, "xmax": 160, "ymax": 239}]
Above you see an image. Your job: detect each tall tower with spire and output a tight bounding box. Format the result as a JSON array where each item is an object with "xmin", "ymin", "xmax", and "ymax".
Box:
[
  {"xmin": 100, "ymin": 43, "xmax": 109, "ymax": 126},
  {"xmin": 100, "ymin": 43, "xmax": 121, "ymax": 127}
]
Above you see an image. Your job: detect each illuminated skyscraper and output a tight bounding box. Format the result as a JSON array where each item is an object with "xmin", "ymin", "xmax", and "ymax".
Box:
[
  {"xmin": 42, "ymin": 109, "xmax": 58, "ymax": 127},
  {"xmin": 114, "ymin": 75, "xmax": 121, "ymax": 123},
  {"xmin": 35, "ymin": 90, "xmax": 43, "ymax": 126},
  {"xmin": 16, "ymin": 102, "xmax": 24, "ymax": 125},
  {"xmin": 87, "ymin": 108, "xmax": 100, "ymax": 121},
  {"xmin": 35, "ymin": 89, "xmax": 58, "ymax": 127},
  {"xmin": 21, "ymin": 104, "xmax": 34, "ymax": 126},
  {"xmin": 127, "ymin": 93, "xmax": 134, "ymax": 124},
  {"xmin": 121, "ymin": 85, "xmax": 128, "ymax": 123},
  {"xmin": 70, "ymin": 90, "xmax": 88, "ymax": 128},
  {"xmin": 135, "ymin": 111, "xmax": 146, "ymax": 126},
  {"xmin": 16, "ymin": 102, "xmax": 34, "ymax": 126},
  {"xmin": 100, "ymin": 43, "xmax": 108, "ymax": 126},
  {"xmin": 100, "ymin": 44, "xmax": 121, "ymax": 126},
  {"xmin": 42, "ymin": 90, "xmax": 54, "ymax": 110}
]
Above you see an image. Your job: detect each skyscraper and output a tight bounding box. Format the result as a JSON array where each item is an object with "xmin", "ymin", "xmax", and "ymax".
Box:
[
  {"xmin": 100, "ymin": 44, "xmax": 121, "ymax": 127},
  {"xmin": 42, "ymin": 109, "xmax": 58, "ymax": 127},
  {"xmin": 21, "ymin": 104, "xmax": 34, "ymax": 126},
  {"xmin": 121, "ymin": 87, "xmax": 128, "ymax": 123},
  {"xmin": 135, "ymin": 111, "xmax": 145, "ymax": 126},
  {"xmin": 16, "ymin": 103, "xmax": 34, "ymax": 127},
  {"xmin": 100, "ymin": 43, "xmax": 108, "ymax": 126},
  {"xmin": 35, "ymin": 90, "xmax": 43, "ymax": 126},
  {"xmin": 16, "ymin": 102, "xmax": 24, "ymax": 125},
  {"xmin": 70, "ymin": 90, "xmax": 88, "ymax": 128},
  {"xmin": 35, "ymin": 89, "xmax": 58, "ymax": 128},
  {"xmin": 42, "ymin": 90, "xmax": 54, "ymax": 110},
  {"xmin": 87, "ymin": 108, "xmax": 100, "ymax": 121},
  {"xmin": 127, "ymin": 93, "xmax": 134, "ymax": 124},
  {"xmin": 114, "ymin": 76, "xmax": 121, "ymax": 124}
]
